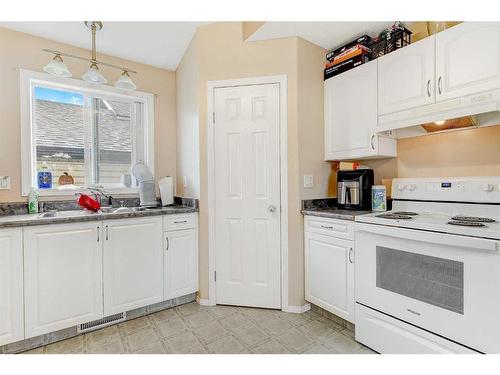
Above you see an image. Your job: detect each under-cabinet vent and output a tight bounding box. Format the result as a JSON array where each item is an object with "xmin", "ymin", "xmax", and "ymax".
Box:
[{"xmin": 77, "ymin": 312, "xmax": 127, "ymax": 333}]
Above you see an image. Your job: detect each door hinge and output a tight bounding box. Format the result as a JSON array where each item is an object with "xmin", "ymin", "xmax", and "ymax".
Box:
[
  {"xmin": 214, "ymin": 270, "xmax": 216, "ymax": 282},
  {"xmin": 212, "ymin": 112, "xmax": 215, "ymax": 124}
]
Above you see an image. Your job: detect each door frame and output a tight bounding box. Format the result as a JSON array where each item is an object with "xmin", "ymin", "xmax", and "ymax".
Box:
[{"xmin": 206, "ymin": 75, "xmax": 288, "ymax": 310}]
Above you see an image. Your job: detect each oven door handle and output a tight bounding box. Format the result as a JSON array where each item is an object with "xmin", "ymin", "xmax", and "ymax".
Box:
[{"xmin": 355, "ymin": 224, "xmax": 499, "ymax": 252}]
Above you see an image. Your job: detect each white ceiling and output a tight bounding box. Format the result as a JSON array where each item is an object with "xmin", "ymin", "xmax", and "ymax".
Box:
[
  {"xmin": 247, "ymin": 22, "xmax": 395, "ymax": 51},
  {"xmin": 0, "ymin": 22, "xmax": 206, "ymax": 70}
]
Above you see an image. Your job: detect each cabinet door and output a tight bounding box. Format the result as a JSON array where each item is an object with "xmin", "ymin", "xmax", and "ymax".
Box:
[
  {"xmin": 436, "ymin": 22, "xmax": 500, "ymax": 101},
  {"xmin": 24, "ymin": 223, "xmax": 103, "ymax": 338},
  {"xmin": 0, "ymin": 228, "xmax": 23, "ymax": 346},
  {"xmin": 103, "ymin": 217, "xmax": 163, "ymax": 315},
  {"xmin": 164, "ymin": 229, "xmax": 198, "ymax": 300},
  {"xmin": 378, "ymin": 36, "xmax": 435, "ymax": 115},
  {"xmin": 324, "ymin": 60, "xmax": 378, "ymax": 160},
  {"xmin": 304, "ymin": 231, "xmax": 355, "ymax": 323}
]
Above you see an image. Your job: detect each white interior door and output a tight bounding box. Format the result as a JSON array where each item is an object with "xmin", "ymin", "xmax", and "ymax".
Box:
[{"xmin": 214, "ymin": 83, "xmax": 281, "ymax": 309}]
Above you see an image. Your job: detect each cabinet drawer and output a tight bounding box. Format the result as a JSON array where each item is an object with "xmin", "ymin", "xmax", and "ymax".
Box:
[
  {"xmin": 163, "ymin": 213, "xmax": 196, "ymax": 232},
  {"xmin": 304, "ymin": 215, "xmax": 354, "ymax": 240}
]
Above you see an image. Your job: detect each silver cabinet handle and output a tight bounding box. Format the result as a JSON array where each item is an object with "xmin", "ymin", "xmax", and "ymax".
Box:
[
  {"xmin": 370, "ymin": 134, "xmax": 375, "ymax": 150},
  {"xmin": 268, "ymin": 205, "xmax": 277, "ymax": 213},
  {"xmin": 427, "ymin": 79, "xmax": 431, "ymax": 97},
  {"xmin": 438, "ymin": 76, "xmax": 442, "ymax": 94},
  {"xmin": 97, "ymin": 226, "xmax": 100, "ymax": 242},
  {"xmin": 348, "ymin": 248, "xmax": 354, "ymax": 263},
  {"xmin": 105, "ymin": 225, "xmax": 109, "ymax": 241},
  {"xmin": 173, "ymin": 220, "xmax": 188, "ymax": 224},
  {"xmin": 321, "ymin": 225, "xmax": 333, "ymax": 230},
  {"xmin": 166, "ymin": 236, "xmax": 169, "ymax": 251}
]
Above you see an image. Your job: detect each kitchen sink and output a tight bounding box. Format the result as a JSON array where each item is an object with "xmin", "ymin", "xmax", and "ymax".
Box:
[{"xmin": 38, "ymin": 210, "xmax": 95, "ymax": 218}]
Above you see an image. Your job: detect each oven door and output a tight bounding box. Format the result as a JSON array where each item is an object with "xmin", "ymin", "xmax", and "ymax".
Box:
[{"xmin": 355, "ymin": 222, "xmax": 500, "ymax": 353}]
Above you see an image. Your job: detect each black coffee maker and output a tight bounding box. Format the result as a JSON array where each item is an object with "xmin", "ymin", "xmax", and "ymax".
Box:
[{"xmin": 337, "ymin": 169, "xmax": 374, "ymax": 210}]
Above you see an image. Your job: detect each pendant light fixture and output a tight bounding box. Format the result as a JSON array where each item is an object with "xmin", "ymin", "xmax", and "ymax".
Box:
[
  {"xmin": 42, "ymin": 22, "xmax": 137, "ymax": 89},
  {"xmin": 81, "ymin": 22, "xmax": 107, "ymax": 84},
  {"xmin": 43, "ymin": 54, "xmax": 72, "ymax": 77},
  {"xmin": 114, "ymin": 70, "xmax": 136, "ymax": 90}
]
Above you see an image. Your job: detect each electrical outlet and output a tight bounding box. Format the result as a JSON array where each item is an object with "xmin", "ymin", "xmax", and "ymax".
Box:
[
  {"xmin": 303, "ymin": 175, "xmax": 314, "ymax": 188},
  {"xmin": 0, "ymin": 176, "xmax": 11, "ymax": 190}
]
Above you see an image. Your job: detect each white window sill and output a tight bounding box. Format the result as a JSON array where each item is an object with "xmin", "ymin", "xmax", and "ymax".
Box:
[{"xmin": 24, "ymin": 187, "xmax": 140, "ymax": 198}]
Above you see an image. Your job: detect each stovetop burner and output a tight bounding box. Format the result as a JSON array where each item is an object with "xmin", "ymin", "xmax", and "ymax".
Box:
[
  {"xmin": 392, "ymin": 211, "xmax": 419, "ymax": 216},
  {"xmin": 451, "ymin": 215, "xmax": 496, "ymax": 223},
  {"xmin": 448, "ymin": 220, "xmax": 486, "ymax": 227},
  {"xmin": 376, "ymin": 213, "xmax": 413, "ymax": 220}
]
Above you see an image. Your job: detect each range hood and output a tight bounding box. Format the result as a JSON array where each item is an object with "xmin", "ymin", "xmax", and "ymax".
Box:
[{"xmin": 377, "ymin": 88, "xmax": 500, "ymax": 138}]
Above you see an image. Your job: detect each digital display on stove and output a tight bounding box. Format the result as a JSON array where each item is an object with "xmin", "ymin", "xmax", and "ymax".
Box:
[{"xmin": 441, "ymin": 182, "xmax": 452, "ymax": 188}]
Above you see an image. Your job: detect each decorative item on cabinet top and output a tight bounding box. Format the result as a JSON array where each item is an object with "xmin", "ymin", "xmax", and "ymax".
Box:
[{"xmin": 324, "ymin": 22, "xmax": 412, "ymax": 80}]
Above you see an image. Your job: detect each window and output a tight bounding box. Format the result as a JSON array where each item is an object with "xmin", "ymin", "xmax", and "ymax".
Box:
[{"xmin": 21, "ymin": 70, "xmax": 154, "ymax": 196}]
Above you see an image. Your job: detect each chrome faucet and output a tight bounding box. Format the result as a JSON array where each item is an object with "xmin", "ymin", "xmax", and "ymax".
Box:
[{"xmin": 86, "ymin": 185, "xmax": 113, "ymax": 207}]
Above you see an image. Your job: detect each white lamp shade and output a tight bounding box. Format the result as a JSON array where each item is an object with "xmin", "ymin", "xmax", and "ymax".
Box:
[
  {"xmin": 82, "ymin": 64, "xmax": 107, "ymax": 84},
  {"xmin": 43, "ymin": 58, "xmax": 72, "ymax": 77},
  {"xmin": 114, "ymin": 72, "xmax": 136, "ymax": 90}
]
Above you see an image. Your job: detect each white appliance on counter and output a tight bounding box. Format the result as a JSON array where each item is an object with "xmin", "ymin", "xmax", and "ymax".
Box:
[{"xmin": 354, "ymin": 177, "xmax": 500, "ymax": 354}]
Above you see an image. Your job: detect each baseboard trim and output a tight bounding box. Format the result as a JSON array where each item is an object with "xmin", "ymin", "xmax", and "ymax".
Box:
[
  {"xmin": 196, "ymin": 295, "xmax": 215, "ymax": 306},
  {"xmin": 282, "ymin": 303, "xmax": 311, "ymax": 314}
]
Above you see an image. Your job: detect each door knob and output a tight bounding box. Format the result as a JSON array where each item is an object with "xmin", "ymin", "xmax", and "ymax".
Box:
[{"xmin": 268, "ymin": 205, "xmax": 277, "ymax": 213}]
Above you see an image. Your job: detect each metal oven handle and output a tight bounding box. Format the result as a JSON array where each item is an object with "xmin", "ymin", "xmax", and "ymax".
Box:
[{"xmin": 356, "ymin": 224, "xmax": 499, "ymax": 253}]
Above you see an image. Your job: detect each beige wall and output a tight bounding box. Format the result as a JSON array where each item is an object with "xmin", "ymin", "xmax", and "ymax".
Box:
[
  {"xmin": 397, "ymin": 126, "xmax": 500, "ymax": 178},
  {"xmin": 0, "ymin": 27, "xmax": 176, "ymax": 203},
  {"xmin": 176, "ymin": 22, "xmax": 331, "ymax": 307},
  {"xmin": 175, "ymin": 35, "xmax": 200, "ymax": 199}
]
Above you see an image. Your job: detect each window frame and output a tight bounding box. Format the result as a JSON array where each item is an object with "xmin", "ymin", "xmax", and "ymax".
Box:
[{"xmin": 20, "ymin": 69, "xmax": 155, "ymax": 197}]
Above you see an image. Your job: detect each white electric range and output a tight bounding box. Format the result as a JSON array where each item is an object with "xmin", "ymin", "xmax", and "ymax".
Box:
[{"xmin": 354, "ymin": 177, "xmax": 500, "ymax": 354}]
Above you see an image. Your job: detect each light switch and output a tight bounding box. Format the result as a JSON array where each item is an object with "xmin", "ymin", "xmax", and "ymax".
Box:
[
  {"xmin": 303, "ymin": 175, "xmax": 314, "ymax": 188},
  {"xmin": 0, "ymin": 176, "xmax": 11, "ymax": 190},
  {"xmin": 183, "ymin": 176, "xmax": 188, "ymax": 188}
]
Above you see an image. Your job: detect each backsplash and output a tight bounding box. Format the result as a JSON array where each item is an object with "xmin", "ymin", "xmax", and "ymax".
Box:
[{"xmin": 0, "ymin": 196, "xmax": 198, "ymax": 216}]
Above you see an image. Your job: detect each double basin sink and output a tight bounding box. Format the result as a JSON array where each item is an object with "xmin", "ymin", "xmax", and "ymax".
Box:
[{"xmin": 38, "ymin": 206, "xmax": 149, "ymax": 218}]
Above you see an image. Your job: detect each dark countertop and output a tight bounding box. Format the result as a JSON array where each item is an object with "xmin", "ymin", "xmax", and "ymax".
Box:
[
  {"xmin": 301, "ymin": 207, "xmax": 372, "ymax": 221},
  {"xmin": 0, "ymin": 205, "xmax": 198, "ymax": 229}
]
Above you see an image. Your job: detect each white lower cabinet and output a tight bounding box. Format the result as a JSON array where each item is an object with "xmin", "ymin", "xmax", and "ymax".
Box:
[
  {"xmin": 103, "ymin": 216, "xmax": 163, "ymax": 315},
  {"xmin": 0, "ymin": 228, "xmax": 24, "ymax": 346},
  {"xmin": 164, "ymin": 228, "xmax": 198, "ymax": 300},
  {"xmin": 24, "ymin": 222, "xmax": 103, "ymax": 338},
  {"xmin": 304, "ymin": 216, "xmax": 355, "ymax": 323}
]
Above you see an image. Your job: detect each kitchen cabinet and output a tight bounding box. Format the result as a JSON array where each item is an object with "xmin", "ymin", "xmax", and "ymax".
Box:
[
  {"xmin": 378, "ymin": 36, "xmax": 436, "ymax": 115},
  {"xmin": 0, "ymin": 228, "xmax": 24, "ymax": 346},
  {"xmin": 24, "ymin": 222, "xmax": 103, "ymax": 338},
  {"xmin": 164, "ymin": 228, "xmax": 198, "ymax": 300},
  {"xmin": 436, "ymin": 22, "xmax": 500, "ymax": 102},
  {"xmin": 324, "ymin": 60, "xmax": 396, "ymax": 160},
  {"xmin": 304, "ymin": 216, "xmax": 355, "ymax": 323},
  {"xmin": 103, "ymin": 216, "xmax": 163, "ymax": 315}
]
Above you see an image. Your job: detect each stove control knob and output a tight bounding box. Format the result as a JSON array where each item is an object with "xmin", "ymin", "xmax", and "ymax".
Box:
[
  {"xmin": 482, "ymin": 183, "xmax": 494, "ymax": 192},
  {"xmin": 398, "ymin": 184, "xmax": 406, "ymax": 191},
  {"xmin": 408, "ymin": 184, "xmax": 416, "ymax": 191}
]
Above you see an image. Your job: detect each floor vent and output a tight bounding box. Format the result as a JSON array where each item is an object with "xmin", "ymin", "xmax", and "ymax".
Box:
[{"xmin": 77, "ymin": 312, "xmax": 126, "ymax": 333}]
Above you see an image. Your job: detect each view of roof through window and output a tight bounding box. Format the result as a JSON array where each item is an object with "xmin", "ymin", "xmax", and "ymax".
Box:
[{"xmin": 33, "ymin": 86, "xmax": 134, "ymax": 188}]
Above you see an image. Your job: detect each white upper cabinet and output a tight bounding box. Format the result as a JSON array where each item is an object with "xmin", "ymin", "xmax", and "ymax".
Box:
[
  {"xmin": 0, "ymin": 228, "xmax": 24, "ymax": 346},
  {"xmin": 436, "ymin": 22, "xmax": 500, "ymax": 102},
  {"xmin": 378, "ymin": 35, "xmax": 436, "ymax": 115},
  {"xmin": 24, "ymin": 222, "xmax": 103, "ymax": 338},
  {"xmin": 103, "ymin": 217, "xmax": 163, "ymax": 316},
  {"xmin": 325, "ymin": 60, "xmax": 396, "ymax": 160}
]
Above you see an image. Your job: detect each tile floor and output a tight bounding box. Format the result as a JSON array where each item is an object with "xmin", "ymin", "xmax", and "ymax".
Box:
[{"xmin": 20, "ymin": 303, "xmax": 375, "ymax": 354}]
